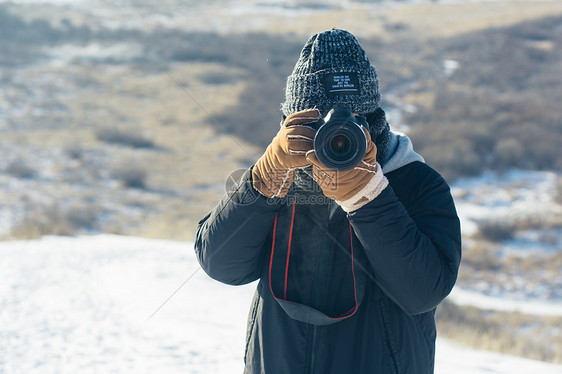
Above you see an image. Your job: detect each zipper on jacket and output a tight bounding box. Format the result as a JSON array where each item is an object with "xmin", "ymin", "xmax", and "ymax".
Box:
[
  {"xmin": 380, "ymin": 302, "xmax": 400, "ymax": 374},
  {"xmin": 307, "ymin": 253, "xmax": 321, "ymax": 374},
  {"xmin": 306, "ymin": 203, "xmax": 343, "ymax": 374}
]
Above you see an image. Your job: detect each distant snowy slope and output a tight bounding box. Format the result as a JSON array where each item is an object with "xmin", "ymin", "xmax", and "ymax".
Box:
[
  {"xmin": 448, "ymin": 287, "xmax": 562, "ymax": 316},
  {"xmin": 451, "ymin": 169, "xmax": 560, "ymax": 237},
  {"xmin": 1, "ymin": 235, "xmax": 561, "ymax": 374}
]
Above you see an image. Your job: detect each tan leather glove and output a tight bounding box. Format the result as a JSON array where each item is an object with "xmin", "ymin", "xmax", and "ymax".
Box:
[
  {"xmin": 252, "ymin": 109, "xmax": 320, "ymax": 198},
  {"xmin": 306, "ymin": 127, "xmax": 389, "ymax": 212}
]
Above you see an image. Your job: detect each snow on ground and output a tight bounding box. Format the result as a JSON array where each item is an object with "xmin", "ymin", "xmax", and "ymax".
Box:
[
  {"xmin": 1, "ymin": 235, "xmax": 562, "ymax": 374},
  {"xmin": 434, "ymin": 339, "xmax": 562, "ymax": 374},
  {"xmin": 0, "ymin": 235, "xmax": 253, "ymax": 374}
]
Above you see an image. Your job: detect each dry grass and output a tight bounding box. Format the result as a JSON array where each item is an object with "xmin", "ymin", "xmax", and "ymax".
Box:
[
  {"xmin": 5, "ymin": 60, "xmax": 258, "ymax": 240},
  {"xmin": 5, "ymin": 203, "xmax": 101, "ymax": 240},
  {"xmin": 378, "ymin": 1, "xmax": 562, "ymax": 38},
  {"xmin": 437, "ymin": 300, "xmax": 562, "ymax": 364},
  {"xmin": 8, "ymin": 0, "xmax": 562, "ymax": 41},
  {"xmin": 3, "ymin": 0, "xmax": 562, "ymax": 241},
  {"xmin": 556, "ymin": 177, "xmax": 562, "ymax": 204},
  {"xmin": 247, "ymin": 0, "xmax": 562, "ymax": 40}
]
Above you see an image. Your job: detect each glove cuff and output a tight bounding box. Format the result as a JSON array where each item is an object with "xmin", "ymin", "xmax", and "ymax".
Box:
[{"xmin": 336, "ymin": 163, "xmax": 388, "ymax": 212}]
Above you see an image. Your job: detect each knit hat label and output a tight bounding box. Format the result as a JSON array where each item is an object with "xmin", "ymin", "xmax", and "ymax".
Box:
[{"xmin": 323, "ymin": 72, "xmax": 360, "ymax": 96}]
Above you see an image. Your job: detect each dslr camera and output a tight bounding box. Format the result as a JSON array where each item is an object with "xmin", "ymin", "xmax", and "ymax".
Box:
[{"xmin": 313, "ymin": 106, "xmax": 369, "ymax": 171}]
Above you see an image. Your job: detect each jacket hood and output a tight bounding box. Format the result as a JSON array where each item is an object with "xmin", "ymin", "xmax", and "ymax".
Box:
[{"xmin": 383, "ymin": 131, "xmax": 424, "ymax": 173}]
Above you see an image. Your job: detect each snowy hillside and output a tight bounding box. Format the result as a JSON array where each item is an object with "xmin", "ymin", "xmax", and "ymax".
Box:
[
  {"xmin": 450, "ymin": 169, "xmax": 562, "ymax": 306},
  {"xmin": 1, "ymin": 235, "xmax": 561, "ymax": 374}
]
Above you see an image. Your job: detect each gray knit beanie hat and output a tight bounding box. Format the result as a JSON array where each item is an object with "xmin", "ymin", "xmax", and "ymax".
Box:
[{"xmin": 281, "ymin": 28, "xmax": 381, "ymax": 117}]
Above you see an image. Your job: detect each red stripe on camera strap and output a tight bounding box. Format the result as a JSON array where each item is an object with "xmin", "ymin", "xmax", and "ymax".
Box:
[
  {"xmin": 268, "ymin": 202, "xmax": 359, "ymax": 321},
  {"xmin": 284, "ymin": 201, "xmax": 296, "ymax": 299}
]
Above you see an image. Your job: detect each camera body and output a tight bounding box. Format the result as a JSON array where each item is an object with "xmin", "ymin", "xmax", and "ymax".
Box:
[{"xmin": 313, "ymin": 106, "xmax": 369, "ymax": 171}]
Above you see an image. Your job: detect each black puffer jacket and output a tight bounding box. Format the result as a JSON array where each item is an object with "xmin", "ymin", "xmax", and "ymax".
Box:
[{"xmin": 195, "ymin": 161, "xmax": 461, "ymax": 374}]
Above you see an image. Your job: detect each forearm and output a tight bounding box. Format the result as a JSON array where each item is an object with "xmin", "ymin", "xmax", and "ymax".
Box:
[
  {"xmin": 348, "ymin": 181, "xmax": 461, "ymax": 315},
  {"xmin": 195, "ymin": 170, "xmax": 282, "ymax": 285}
]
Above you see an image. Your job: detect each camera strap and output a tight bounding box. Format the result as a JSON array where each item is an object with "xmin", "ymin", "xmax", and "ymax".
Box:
[{"xmin": 268, "ymin": 201, "xmax": 366, "ymax": 325}]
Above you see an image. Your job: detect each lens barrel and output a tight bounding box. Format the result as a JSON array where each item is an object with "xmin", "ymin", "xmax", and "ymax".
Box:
[{"xmin": 313, "ymin": 107, "xmax": 368, "ymax": 171}]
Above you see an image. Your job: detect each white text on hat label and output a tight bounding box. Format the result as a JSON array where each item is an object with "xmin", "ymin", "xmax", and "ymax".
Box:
[{"xmin": 324, "ymin": 72, "xmax": 361, "ymax": 96}]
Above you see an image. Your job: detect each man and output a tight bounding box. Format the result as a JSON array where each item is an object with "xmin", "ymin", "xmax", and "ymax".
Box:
[{"xmin": 195, "ymin": 28, "xmax": 461, "ymax": 374}]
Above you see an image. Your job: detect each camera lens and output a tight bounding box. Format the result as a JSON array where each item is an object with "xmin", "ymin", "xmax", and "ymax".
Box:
[
  {"xmin": 329, "ymin": 134, "xmax": 353, "ymax": 159},
  {"xmin": 313, "ymin": 107, "xmax": 368, "ymax": 171}
]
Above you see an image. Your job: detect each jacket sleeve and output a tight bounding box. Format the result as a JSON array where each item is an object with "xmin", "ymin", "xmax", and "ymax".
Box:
[
  {"xmin": 347, "ymin": 162, "xmax": 461, "ymax": 315},
  {"xmin": 194, "ymin": 169, "xmax": 281, "ymax": 285}
]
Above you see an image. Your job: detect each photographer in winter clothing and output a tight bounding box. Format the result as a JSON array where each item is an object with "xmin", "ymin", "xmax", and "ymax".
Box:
[{"xmin": 195, "ymin": 28, "xmax": 461, "ymax": 374}]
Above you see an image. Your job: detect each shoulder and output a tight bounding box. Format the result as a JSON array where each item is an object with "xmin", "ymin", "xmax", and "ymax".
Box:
[
  {"xmin": 386, "ymin": 161, "xmax": 448, "ymax": 189},
  {"xmin": 385, "ymin": 161, "xmax": 453, "ymax": 208}
]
